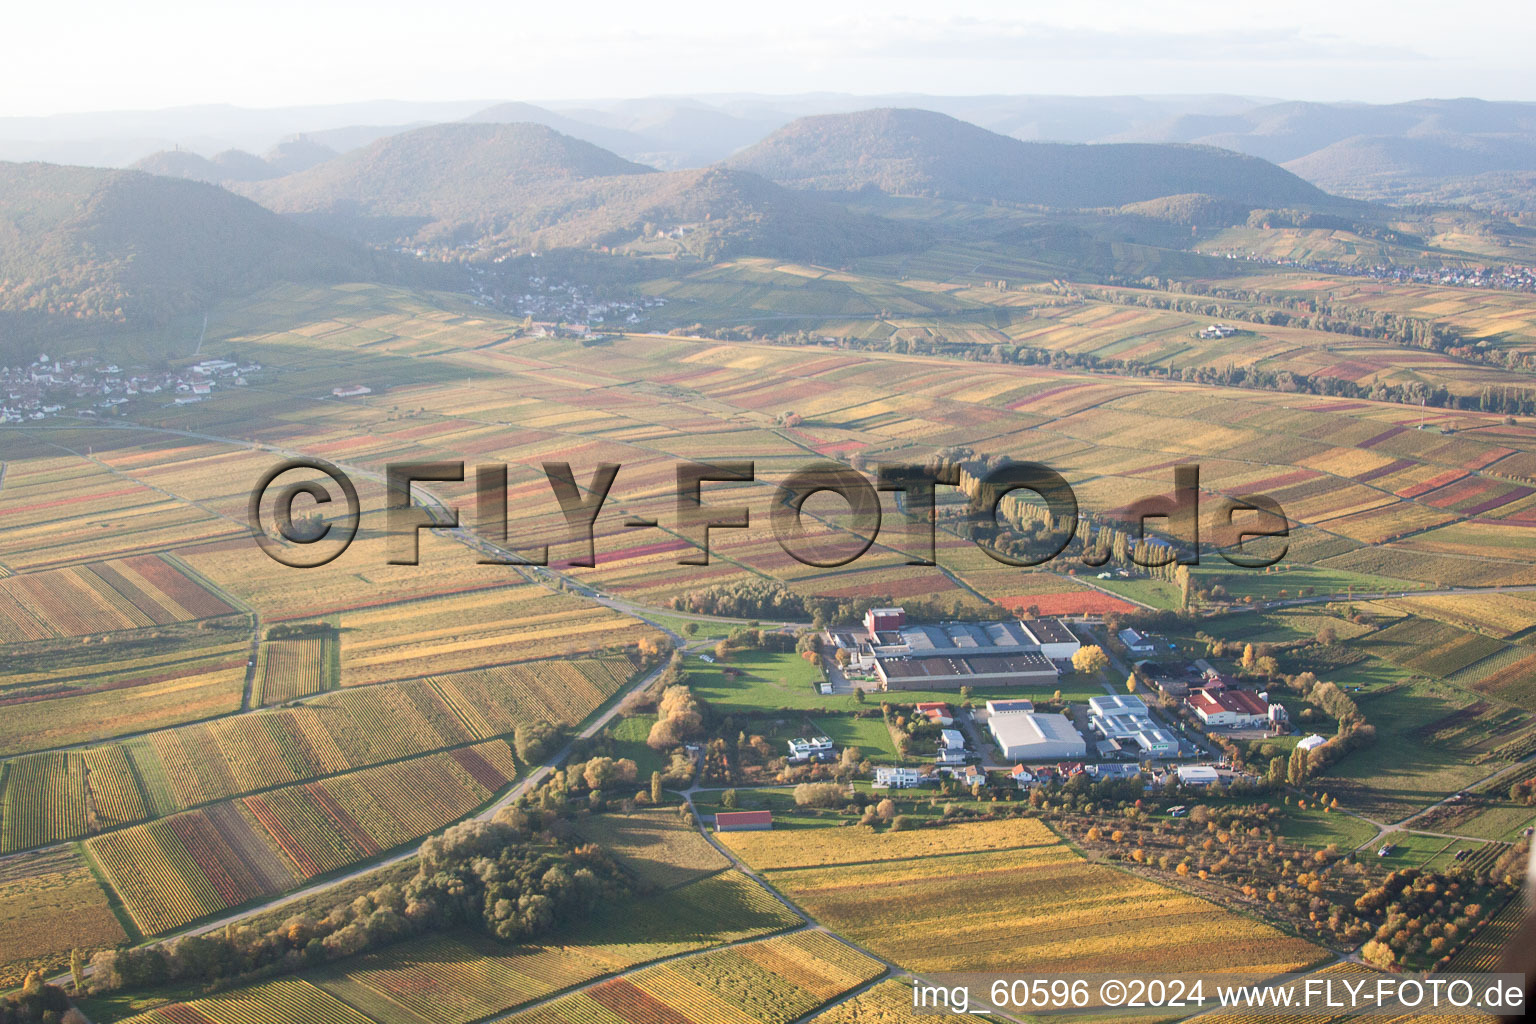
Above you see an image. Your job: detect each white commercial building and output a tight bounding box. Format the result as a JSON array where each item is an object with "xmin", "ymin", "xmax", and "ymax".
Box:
[
  {"xmin": 989, "ymin": 712, "xmax": 1087, "ymax": 761},
  {"xmin": 1176, "ymin": 765, "xmax": 1220, "ymax": 787},
  {"xmin": 1086, "ymin": 694, "xmax": 1178, "ymax": 757}
]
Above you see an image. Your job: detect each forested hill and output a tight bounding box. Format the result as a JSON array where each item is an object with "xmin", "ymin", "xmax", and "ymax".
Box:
[
  {"xmin": 0, "ymin": 162, "xmax": 381, "ymax": 347},
  {"xmin": 727, "ymin": 108, "xmax": 1334, "ymax": 209}
]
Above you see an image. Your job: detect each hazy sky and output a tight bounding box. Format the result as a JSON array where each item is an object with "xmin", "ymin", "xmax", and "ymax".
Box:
[{"xmin": 8, "ymin": 0, "xmax": 1534, "ymax": 117}]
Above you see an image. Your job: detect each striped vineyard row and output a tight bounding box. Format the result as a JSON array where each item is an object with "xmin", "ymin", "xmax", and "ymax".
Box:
[
  {"xmin": 0, "ymin": 554, "xmax": 236, "ymax": 642},
  {"xmin": 122, "ymin": 978, "xmax": 373, "ymax": 1024},
  {"xmin": 255, "ymin": 634, "xmax": 332, "ymax": 705},
  {"xmin": 0, "ymin": 655, "xmax": 634, "ymax": 851},
  {"xmin": 506, "ymin": 931, "xmax": 884, "ymax": 1024},
  {"xmin": 87, "ymin": 740, "xmax": 517, "ymax": 935}
]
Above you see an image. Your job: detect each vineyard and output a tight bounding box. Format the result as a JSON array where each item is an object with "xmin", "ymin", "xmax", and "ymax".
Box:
[
  {"xmin": 0, "ymin": 655, "xmax": 634, "ymax": 851},
  {"xmin": 87, "ymin": 740, "xmax": 517, "ymax": 935},
  {"xmin": 0, "ymin": 643, "xmax": 248, "ymax": 757},
  {"xmin": 505, "ymin": 930, "xmax": 884, "ymax": 1024},
  {"xmin": 1443, "ymin": 896, "xmax": 1524, "ymax": 972},
  {"xmin": 0, "ymin": 746, "xmax": 150, "ymax": 852},
  {"xmin": 256, "ymin": 630, "xmax": 335, "ymax": 705},
  {"xmin": 0, "ymin": 554, "xmax": 237, "ymax": 641},
  {"xmin": 120, "ymin": 978, "xmax": 374, "ymax": 1024},
  {"xmin": 719, "ymin": 817, "xmax": 1058, "ymax": 870},
  {"xmin": 562, "ymin": 870, "xmax": 802, "ymax": 963},
  {"xmin": 736, "ymin": 822, "xmax": 1321, "ymax": 975},
  {"xmin": 312, "ymin": 932, "xmax": 627, "ymax": 1024}
]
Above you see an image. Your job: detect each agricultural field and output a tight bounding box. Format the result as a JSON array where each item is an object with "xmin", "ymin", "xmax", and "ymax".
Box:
[
  {"xmin": 1320, "ymin": 681, "xmax": 1536, "ymax": 821},
  {"xmin": 333, "ymin": 584, "xmax": 660, "ymax": 686},
  {"xmin": 0, "ymin": 623, "xmax": 250, "ymax": 756},
  {"xmin": 86, "ymin": 740, "xmax": 517, "ymax": 935},
  {"xmin": 0, "ymin": 654, "xmax": 636, "ymax": 850},
  {"xmin": 0, "ymin": 846, "xmax": 126, "ymax": 990},
  {"xmin": 0, "ymin": 554, "xmax": 238, "ymax": 641},
  {"xmin": 724, "ymin": 819, "xmax": 1321, "ymax": 975},
  {"xmin": 255, "ymin": 628, "xmax": 336, "ymax": 705},
  {"xmin": 118, "ymin": 978, "xmax": 375, "ymax": 1024},
  {"xmin": 504, "ymin": 930, "xmax": 884, "ymax": 1024},
  {"xmin": 574, "ymin": 808, "xmax": 730, "ymax": 889}
]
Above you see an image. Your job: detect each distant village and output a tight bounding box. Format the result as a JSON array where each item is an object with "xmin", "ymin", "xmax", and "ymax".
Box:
[
  {"xmin": 0, "ymin": 354, "xmax": 261, "ymax": 424},
  {"xmin": 1205, "ymin": 251, "xmax": 1536, "ymax": 293}
]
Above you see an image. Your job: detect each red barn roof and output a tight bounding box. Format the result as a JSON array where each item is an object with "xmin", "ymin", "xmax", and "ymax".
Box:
[{"xmin": 715, "ymin": 810, "xmax": 773, "ymax": 831}]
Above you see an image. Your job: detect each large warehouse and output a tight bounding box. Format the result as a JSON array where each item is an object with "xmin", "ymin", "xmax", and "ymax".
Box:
[
  {"xmin": 988, "ymin": 711, "xmax": 1087, "ymax": 761},
  {"xmin": 874, "ymin": 651, "xmax": 1057, "ymax": 691},
  {"xmin": 833, "ymin": 609, "xmax": 1064, "ymax": 690}
]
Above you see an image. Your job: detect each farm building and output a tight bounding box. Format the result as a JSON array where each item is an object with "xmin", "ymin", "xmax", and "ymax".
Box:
[
  {"xmin": 715, "ymin": 810, "xmax": 773, "ymax": 832},
  {"xmin": 1021, "ymin": 618, "xmax": 1081, "ymax": 660},
  {"xmin": 1297, "ymin": 734, "xmax": 1327, "ymax": 751},
  {"xmin": 1187, "ymin": 688, "xmax": 1269, "ymax": 728},
  {"xmin": 988, "ymin": 712, "xmax": 1086, "ymax": 761},
  {"xmin": 1118, "ymin": 628, "xmax": 1156, "ymax": 655},
  {"xmin": 874, "ymin": 766, "xmax": 924, "ymax": 789},
  {"xmin": 1086, "ymin": 694, "xmax": 1178, "ymax": 757}
]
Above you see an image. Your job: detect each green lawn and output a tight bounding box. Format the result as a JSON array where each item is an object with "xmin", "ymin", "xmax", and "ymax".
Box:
[
  {"xmin": 812, "ymin": 715, "xmax": 902, "ymax": 763},
  {"xmin": 1194, "ymin": 564, "xmax": 1423, "ymax": 603},
  {"xmin": 1452, "ymin": 800, "xmax": 1536, "ymax": 841},
  {"xmin": 606, "ymin": 714, "xmax": 669, "ymax": 779},
  {"xmin": 1269, "ymin": 804, "xmax": 1380, "ymax": 851},
  {"xmin": 1369, "ymin": 832, "xmax": 1458, "ymax": 867},
  {"xmin": 1088, "ymin": 576, "xmax": 1183, "ymax": 610}
]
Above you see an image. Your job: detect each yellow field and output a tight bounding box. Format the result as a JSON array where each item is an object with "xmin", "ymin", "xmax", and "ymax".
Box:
[
  {"xmin": 734, "ymin": 822, "xmax": 1321, "ymax": 976},
  {"xmin": 719, "ymin": 817, "xmax": 1058, "ymax": 870}
]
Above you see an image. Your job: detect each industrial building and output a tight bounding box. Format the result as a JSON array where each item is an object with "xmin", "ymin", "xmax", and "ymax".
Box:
[
  {"xmin": 989, "ymin": 712, "xmax": 1087, "ymax": 761},
  {"xmin": 1021, "ymin": 618, "xmax": 1082, "ymax": 660},
  {"xmin": 874, "ymin": 650, "xmax": 1057, "ymax": 691},
  {"xmin": 829, "ymin": 608, "xmax": 1063, "ymax": 690},
  {"xmin": 1086, "ymin": 694, "xmax": 1179, "ymax": 757}
]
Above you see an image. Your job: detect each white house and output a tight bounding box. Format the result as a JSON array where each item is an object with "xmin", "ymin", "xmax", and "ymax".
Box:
[
  {"xmin": 936, "ymin": 728, "xmax": 969, "ymax": 765},
  {"xmin": 787, "ymin": 736, "xmax": 835, "ymax": 762},
  {"xmin": 874, "ymin": 766, "xmax": 924, "ymax": 789},
  {"xmin": 1118, "ymin": 628, "xmax": 1156, "ymax": 655}
]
